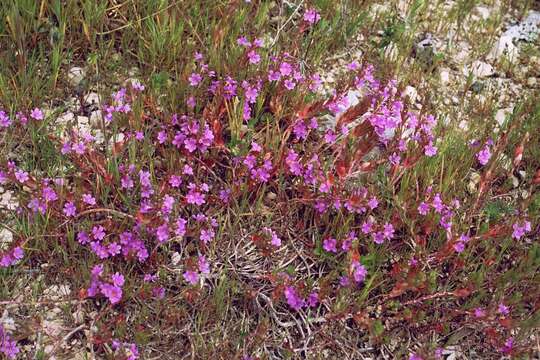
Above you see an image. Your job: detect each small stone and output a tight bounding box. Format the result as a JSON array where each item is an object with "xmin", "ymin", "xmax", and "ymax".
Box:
[
  {"xmin": 56, "ymin": 112, "xmax": 75, "ymax": 126},
  {"xmin": 384, "ymin": 42, "xmax": 399, "ymax": 62},
  {"xmin": 473, "ymin": 6, "xmax": 490, "ymax": 21},
  {"xmin": 527, "ymin": 77, "xmax": 537, "ymax": 87},
  {"xmin": 495, "ymin": 107, "xmax": 513, "ymax": 126},
  {"xmin": 440, "ymin": 68, "xmax": 451, "ymax": 85},
  {"xmin": 89, "ymin": 110, "xmax": 103, "ymax": 129},
  {"xmin": 0, "ymin": 228, "xmax": 14, "ymax": 246},
  {"xmin": 469, "ymin": 61, "xmax": 494, "ymax": 78},
  {"xmin": 171, "ymin": 252, "xmax": 181, "ymax": 266},
  {"xmin": 511, "ymin": 175, "xmax": 519, "ymax": 188},
  {"xmin": 84, "ymin": 92, "xmax": 101, "ymax": 106},
  {"xmin": 403, "ymin": 86, "xmax": 418, "ymax": 103},
  {"xmin": 489, "ymin": 35, "xmax": 519, "ymax": 63},
  {"xmin": 68, "ymin": 67, "xmax": 85, "ymax": 87}
]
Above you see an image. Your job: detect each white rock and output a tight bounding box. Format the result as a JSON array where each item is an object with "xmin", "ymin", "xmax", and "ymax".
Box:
[
  {"xmin": 0, "ymin": 228, "xmax": 13, "ymax": 246},
  {"xmin": 488, "ymin": 35, "xmax": 519, "ymax": 63},
  {"xmin": 527, "ymin": 77, "xmax": 537, "ymax": 87},
  {"xmin": 89, "ymin": 110, "xmax": 104, "ymax": 128},
  {"xmin": 473, "ymin": 6, "xmax": 491, "ymax": 21},
  {"xmin": 440, "ymin": 68, "xmax": 451, "ymax": 85},
  {"xmin": 469, "ymin": 61, "xmax": 495, "ymax": 78},
  {"xmin": 56, "ymin": 112, "xmax": 75, "ymax": 126},
  {"xmin": 403, "ymin": 86, "xmax": 418, "ymax": 103},
  {"xmin": 384, "ymin": 42, "xmax": 399, "ymax": 62},
  {"xmin": 84, "ymin": 92, "xmax": 101, "ymax": 106},
  {"xmin": 495, "ymin": 107, "xmax": 513, "ymax": 126},
  {"xmin": 67, "ymin": 67, "xmax": 85, "ymax": 87},
  {"xmin": 454, "ymin": 42, "xmax": 471, "ymax": 64},
  {"xmin": 171, "ymin": 252, "xmax": 181, "ymax": 266},
  {"xmin": 0, "ymin": 190, "xmax": 19, "ymax": 211},
  {"xmin": 43, "ymin": 319, "xmax": 64, "ymax": 337}
]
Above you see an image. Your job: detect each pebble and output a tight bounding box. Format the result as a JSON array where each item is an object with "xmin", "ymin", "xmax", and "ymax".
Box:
[
  {"xmin": 67, "ymin": 67, "xmax": 85, "ymax": 87},
  {"xmin": 89, "ymin": 110, "xmax": 104, "ymax": 129},
  {"xmin": 440, "ymin": 68, "xmax": 451, "ymax": 85},
  {"xmin": 469, "ymin": 61, "xmax": 495, "ymax": 78},
  {"xmin": 403, "ymin": 86, "xmax": 418, "ymax": 103},
  {"xmin": 0, "ymin": 228, "xmax": 13, "ymax": 246},
  {"xmin": 527, "ymin": 77, "xmax": 537, "ymax": 87},
  {"xmin": 473, "ymin": 6, "xmax": 491, "ymax": 21},
  {"xmin": 495, "ymin": 107, "xmax": 513, "ymax": 126},
  {"xmin": 84, "ymin": 92, "xmax": 101, "ymax": 106}
]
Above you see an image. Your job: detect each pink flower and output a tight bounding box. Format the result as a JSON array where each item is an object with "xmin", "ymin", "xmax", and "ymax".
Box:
[
  {"xmin": 352, "ymin": 261, "xmax": 367, "ymax": 283},
  {"xmin": 424, "ymin": 141, "xmax": 438, "ymax": 157},
  {"xmin": 279, "ymin": 62, "xmax": 292, "ymax": 76},
  {"xmin": 198, "ymin": 255, "xmax": 210, "ymax": 274},
  {"xmin": 417, "ymin": 202, "xmax": 429, "ymax": 215},
  {"xmin": 14, "ymin": 169, "xmax": 29, "ymax": 183},
  {"xmin": 368, "ymin": 197, "xmax": 378, "ymax": 209},
  {"xmin": 30, "ymin": 108, "xmax": 44, "ymax": 120},
  {"xmin": 303, "ymin": 8, "xmax": 321, "ymax": 24},
  {"xmin": 323, "ymin": 238, "xmax": 337, "ymax": 253},
  {"xmin": 92, "ymin": 225, "xmax": 106, "ymax": 241},
  {"xmin": 498, "ymin": 303, "xmax": 509, "ymax": 316},
  {"xmin": 476, "ymin": 145, "xmax": 491, "ymax": 166},
  {"xmin": 63, "ymin": 202, "xmax": 77, "ymax": 217},
  {"xmin": 111, "ymin": 273, "xmax": 125, "ymax": 287},
  {"xmin": 188, "ymin": 73, "xmax": 203, "ymax": 86},
  {"xmin": 183, "ymin": 270, "xmax": 199, "ymax": 285},
  {"xmin": 474, "ymin": 307, "xmax": 485, "ymax": 318},
  {"xmin": 247, "ymin": 50, "xmax": 261, "ymax": 64},
  {"xmin": 284, "ymin": 286, "xmax": 305, "ymax": 310},
  {"xmin": 82, "ymin": 194, "xmax": 96, "ymax": 206}
]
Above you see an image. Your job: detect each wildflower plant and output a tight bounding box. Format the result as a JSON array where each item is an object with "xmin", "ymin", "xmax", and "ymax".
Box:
[{"xmin": 0, "ymin": 1, "xmax": 539, "ymax": 359}]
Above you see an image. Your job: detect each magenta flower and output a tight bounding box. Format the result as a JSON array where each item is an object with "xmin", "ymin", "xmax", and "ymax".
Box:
[
  {"xmin": 476, "ymin": 145, "xmax": 491, "ymax": 166},
  {"xmin": 279, "ymin": 62, "xmax": 292, "ymax": 76},
  {"xmin": 188, "ymin": 73, "xmax": 203, "ymax": 86},
  {"xmin": 30, "ymin": 107, "xmax": 44, "ymax": 120},
  {"xmin": 198, "ymin": 255, "xmax": 210, "ymax": 274},
  {"xmin": 498, "ymin": 303, "xmax": 509, "ymax": 316},
  {"xmin": 63, "ymin": 201, "xmax": 77, "ymax": 217},
  {"xmin": 101, "ymin": 283, "xmax": 123, "ymax": 304},
  {"xmin": 92, "ymin": 225, "xmax": 106, "ymax": 241},
  {"xmin": 474, "ymin": 307, "xmax": 485, "ymax": 318},
  {"xmin": 156, "ymin": 223, "xmax": 170, "ymax": 243},
  {"xmin": 303, "ymin": 8, "xmax": 321, "ymax": 24},
  {"xmin": 183, "ymin": 270, "xmax": 199, "ymax": 285},
  {"xmin": 14, "ymin": 169, "xmax": 29, "ymax": 183},
  {"xmin": 417, "ymin": 201, "xmax": 429, "ymax": 215},
  {"xmin": 307, "ymin": 292, "xmax": 319, "ymax": 307},
  {"xmin": 424, "ymin": 141, "xmax": 438, "ymax": 157},
  {"xmin": 247, "ymin": 50, "xmax": 261, "ymax": 64},
  {"xmin": 284, "ymin": 286, "xmax": 305, "ymax": 310},
  {"xmin": 111, "ymin": 273, "xmax": 125, "ymax": 287},
  {"xmin": 82, "ymin": 194, "xmax": 96, "ymax": 206},
  {"xmin": 352, "ymin": 260, "xmax": 367, "ymax": 283},
  {"xmin": 323, "ymin": 238, "xmax": 337, "ymax": 253}
]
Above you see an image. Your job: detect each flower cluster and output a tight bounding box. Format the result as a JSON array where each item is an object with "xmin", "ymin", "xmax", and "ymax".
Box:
[
  {"xmin": 87, "ymin": 264, "xmax": 125, "ymax": 304},
  {"xmin": 0, "ymin": 325, "xmax": 19, "ymax": 359}
]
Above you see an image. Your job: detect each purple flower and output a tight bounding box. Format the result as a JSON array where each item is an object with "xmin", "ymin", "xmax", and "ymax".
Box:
[
  {"xmin": 417, "ymin": 202, "xmax": 429, "ymax": 215},
  {"xmin": 368, "ymin": 197, "xmax": 379, "ymax": 210},
  {"xmin": 247, "ymin": 50, "xmax": 261, "ymax": 64},
  {"xmin": 284, "ymin": 79, "xmax": 296, "ymax": 90},
  {"xmin": 63, "ymin": 201, "xmax": 77, "ymax": 217},
  {"xmin": 92, "ymin": 225, "xmax": 106, "ymax": 241},
  {"xmin": 352, "ymin": 261, "xmax": 367, "ymax": 283},
  {"xmin": 199, "ymin": 228, "xmax": 215, "ymax": 244},
  {"xmin": 82, "ymin": 194, "xmax": 96, "ymax": 206},
  {"xmin": 474, "ymin": 307, "xmax": 485, "ymax": 318},
  {"xmin": 453, "ymin": 241, "xmax": 465, "ymax": 253},
  {"xmin": 30, "ymin": 107, "xmax": 44, "ymax": 120},
  {"xmin": 0, "ymin": 325, "xmax": 20, "ymax": 359},
  {"xmin": 476, "ymin": 145, "xmax": 491, "ymax": 166},
  {"xmin": 156, "ymin": 223, "xmax": 170, "ymax": 243},
  {"xmin": 279, "ymin": 62, "xmax": 292, "ymax": 76},
  {"xmin": 323, "ymin": 238, "xmax": 337, "ymax": 253},
  {"xmin": 383, "ymin": 223, "xmax": 395, "ymax": 240},
  {"xmin": 198, "ymin": 255, "xmax": 210, "ymax": 274},
  {"xmin": 14, "ymin": 169, "xmax": 29, "ymax": 183},
  {"xmin": 307, "ymin": 292, "xmax": 319, "ymax": 307},
  {"xmin": 284, "ymin": 286, "xmax": 305, "ymax": 310},
  {"xmin": 424, "ymin": 141, "xmax": 438, "ymax": 157},
  {"xmin": 188, "ymin": 73, "xmax": 203, "ymax": 86},
  {"xmin": 111, "ymin": 272, "xmax": 125, "ymax": 287},
  {"xmin": 498, "ymin": 303, "xmax": 509, "ymax": 316},
  {"xmin": 183, "ymin": 270, "xmax": 199, "ymax": 285},
  {"xmin": 304, "ymin": 8, "xmax": 321, "ymax": 24},
  {"xmin": 101, "ymin": 283, "xmax": 123, "ymax": 304}
]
